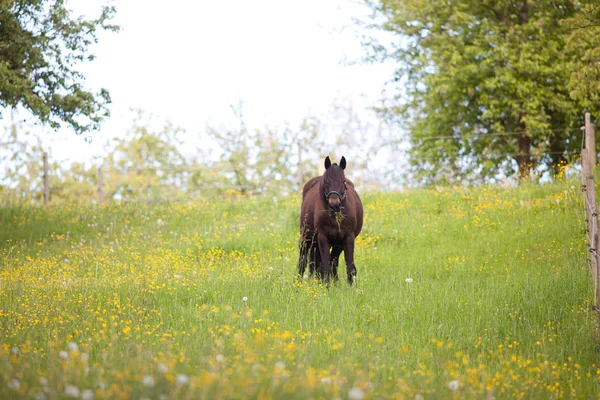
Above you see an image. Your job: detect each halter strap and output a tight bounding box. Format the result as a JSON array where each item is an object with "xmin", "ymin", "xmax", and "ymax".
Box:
[{"xmin": 325, "ymin": 181, "xmax": 347, "ymax": 202}]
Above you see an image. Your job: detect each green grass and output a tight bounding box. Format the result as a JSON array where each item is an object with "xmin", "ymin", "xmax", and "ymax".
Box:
[{"xmin": 0, "ymin": 179, "xmax": 598, "ymax": 399}]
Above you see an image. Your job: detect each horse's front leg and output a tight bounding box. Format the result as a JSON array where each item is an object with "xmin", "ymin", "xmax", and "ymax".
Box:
[
  {"xmin": 330, "ymin": 246, "xmax": 343, "ymax": 282},
  {"xmin": 317, "ymin": 234, "xmax": 332, "ymax": 284},
  {"xmin": 343, "ymin": 235, "xmax": 357, "ymax": 285}
]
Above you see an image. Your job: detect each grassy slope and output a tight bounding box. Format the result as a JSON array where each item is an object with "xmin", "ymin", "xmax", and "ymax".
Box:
[{"xmin": 0, "ymin": 179, "xmax": 598, "ymax": 399}]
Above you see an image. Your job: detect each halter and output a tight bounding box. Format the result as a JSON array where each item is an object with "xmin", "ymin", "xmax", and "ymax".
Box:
[{"xmin": 325, "ymin": 181, "xmax": 347, "ymax": 203}]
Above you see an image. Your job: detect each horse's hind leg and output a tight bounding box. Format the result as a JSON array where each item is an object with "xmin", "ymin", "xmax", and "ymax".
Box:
[{"xmin": 330, "ymin": 246, "xmax": 343, "ymax": 282}]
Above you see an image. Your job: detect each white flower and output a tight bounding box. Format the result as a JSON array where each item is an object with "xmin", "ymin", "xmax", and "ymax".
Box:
[
  {"xmin": 8, "ymin": 378, "xmax": 20, "ymax": 391},
  {"xmin": 348, "ymin": 387, "xmax": 365, "ymax": 400},
  {"xmin": 11, "ymin": 346, "xmax": 19, "ymax": 355},
  {"xmin": 448, "ymin": 380, "xmax": 460, "ymax": 391},
  {"xmin": 216, "ymin": 354, "xmax": 224, "ymax": 363},
  {"xmin": 64, "ymin": 385, "xmax": 80, "ymax": 398},
  {"xmin": 321, "ymin": 377, "xmax": 332, "ymax": 385},
  {"xmin": 157, "ymin": 218, "xmax": 164, "ymax": 226},
  {"xmin": 268, "ymin": 267, "xmax": 274, "ymax": 271},
  {"xmin": 415, "ymin": 394, "xmax": 424, "ymax": 400},
  {"xmin": 67, "ymin": 342, "xmax": 78, "ymax": 352},
  {"xmin": 275, "ymin": 361, "xmax": 285, "ymax": 370},
  {"xmin": 157, "ymin": 363, "xmax": 168, "ymax": 373},
  {"xmin": 242, "ymin": 296, "xmax": 248, "ymax": 302},
  {"xmin": 303, "ymin": 274, "xmax": 308, "ymax": 279},
  {"xmin": 81, "ymin": 389, "xmax": 94, "ymax": 400},
  {"xmin": 173, "ymin": 274, "xmax": 183, "ymax": 280},
  {"xmin": 142, "ymin": 375, "xmax": 155, "ymax": 388},
  {"xmin": 33, "ymin": 392, "xmax": 46, "ymax": 400},
  {"xmin": 405, "ymin": 278, "xmax": 414, "ymax": 283},
  {"xmin": 176, "ymin": 374, "xmax": 189, "ymax": 386},
  {"xmin": 59, "ymin": 350, "xmax": 69, "ymax": 360}
]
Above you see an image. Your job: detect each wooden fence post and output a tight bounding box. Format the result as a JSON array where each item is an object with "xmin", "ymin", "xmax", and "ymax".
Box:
[
  {"xmin": 582, "ymin": 147, "xmax": 600, "ymax": 309},
  {"xmin": 98, "ymin": 166, "xmax": 104, "ymax": 204},
  {"xmin": 585, "ymin": 112, "xmax": 596, "ymax": 173},
  {"xmin": 43, "ymin": 151, "xmax": 49, "ymax": 206}
]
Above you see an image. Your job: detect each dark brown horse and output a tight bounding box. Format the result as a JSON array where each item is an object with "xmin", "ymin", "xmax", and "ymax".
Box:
[{"xmin": 298, "ymin": 156, "xmax": 363, "ymax": 284}]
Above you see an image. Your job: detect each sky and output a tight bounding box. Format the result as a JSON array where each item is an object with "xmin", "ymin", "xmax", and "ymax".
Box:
[{"xmin": 11, "ymin": 0, "xmax": 398, "ymax": 166}]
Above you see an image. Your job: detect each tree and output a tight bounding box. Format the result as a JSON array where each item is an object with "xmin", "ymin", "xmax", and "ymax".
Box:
[
  {"xmin": 0, "ymin": 0, "xmax": 118, "ymax": 134},
  {"xmin": 104, "ymin": 112, "xmax": 187, "ymax": 202},
  {"xmin": 362, "ymin": 0, "xmax": 597, "ymax": 184},
  {"xmin": 563, "ymin": 3, "xmax": 600, "ymax": 118},
  {"xmin": 206, "ymin": 104, "xmax": 326, "ymax": 196}
]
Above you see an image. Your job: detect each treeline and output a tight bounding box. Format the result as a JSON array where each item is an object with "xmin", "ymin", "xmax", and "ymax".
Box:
[
  {"xmin": 362, "ymin": 0, "xmax": 600, "ymax": 185},
  {"xmin": 0, "ymin": 104, "xmax": 389, "ymax": 205}
]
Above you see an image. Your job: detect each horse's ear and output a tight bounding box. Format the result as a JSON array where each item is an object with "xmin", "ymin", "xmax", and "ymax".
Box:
[
  {"xmin": 339, "ymin": 156, "xmax": 346, "ymax": 170},
  {"xmin": 324, "ymin": 156, "xmax": 332, "ymax": 170}
]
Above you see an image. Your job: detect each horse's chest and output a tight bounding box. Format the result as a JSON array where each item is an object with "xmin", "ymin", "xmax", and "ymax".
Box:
[{"xmin": 317, "ymin": 214, "xmax": 355, "ymax": 241}]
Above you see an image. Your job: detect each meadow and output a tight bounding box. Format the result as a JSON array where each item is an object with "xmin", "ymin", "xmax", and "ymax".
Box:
[{"xmin": 1, "ymin": 178, "xmax": 599, "ymax": 399}]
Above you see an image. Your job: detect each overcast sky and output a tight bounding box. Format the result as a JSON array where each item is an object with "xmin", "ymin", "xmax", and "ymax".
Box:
[{"xmin": 21, "ymin": 0, "xmax": 397, "ymax": 163}]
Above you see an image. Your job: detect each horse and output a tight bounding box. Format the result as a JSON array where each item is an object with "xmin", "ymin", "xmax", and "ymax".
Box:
[{"xmin": 298, "ymin": 156, "xmax": 363, "ymax": 284}]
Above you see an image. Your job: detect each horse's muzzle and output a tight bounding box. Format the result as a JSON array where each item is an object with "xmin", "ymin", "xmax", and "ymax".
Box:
[{"xmin": 328, "ymin": 196, "xmax": 342, "ymax": 211}]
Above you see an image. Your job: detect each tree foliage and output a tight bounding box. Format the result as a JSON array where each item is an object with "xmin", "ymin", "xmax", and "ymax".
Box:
[
  {"xmin": 363, "ymin": 0, "xmax": 600, "ymax": 184},
  {"xmin": 0, "ymin": 0, "xmax": 118, "ymax": 134},
  {"xmin": 0, "ymin": 102, "xmax": 386, "ymax": 204}
]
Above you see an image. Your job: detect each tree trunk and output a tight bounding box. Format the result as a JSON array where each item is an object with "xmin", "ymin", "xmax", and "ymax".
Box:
[{"xmin": 515, "ymin": 135, "xmax": 531, "ymax": 179}]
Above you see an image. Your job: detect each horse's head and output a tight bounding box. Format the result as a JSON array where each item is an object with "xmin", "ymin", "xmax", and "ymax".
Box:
[{"xmin": 322, "ymin": 156, "xmax": 347, "ymax": 212}]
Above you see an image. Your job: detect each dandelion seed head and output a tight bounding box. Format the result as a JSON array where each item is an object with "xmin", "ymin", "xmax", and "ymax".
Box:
[
  {"xmin": 64, "ymin": 385, "xmax": 80, "ymax": 398},
  {"xmin": 157, "ymin": 363, "xmax": 168, "ymax": 373},
  {"xmin": 33, "ymin": 392, "xmax": 46, "ymax": 400},
  {"xmin": 405, "ymin": 278, "xmax": 414, "ymax": 283},
  {"xmin": 67, "ymin": 342, "xmax": 78, "ymax": 352},
  {"xmin": 176, "ymin": 374, "xmax": 189, "ymax": 386},
  {"xmin": 216, "ymin": 354, "xmax": 225, "ymax": 363},
  {"xmin": 448, "ymin": 380, "xmax": 460, "ymax": 391},
  {"xmin": 11, "ymin": 346, "xmax": 19, "ymax": 355},
  {"xmin": 142, "ymin": 375, "xmax": 155, "ymax": 388},
  {"xmin": 242, "ymin": 296, "xmax": 248, "ymax": 301},
  {"xmin": 59, "ymin": 350, "xmax": 69, "ymax": 360},
  {"xmin": 348, "ymin": 387, "xmax": 365, "ymax": 400},
  {"xmin": 81, "ymin": 389, "xmax": 94, "ymax": 400},
  {"xmin": 275, "ymin": 361, "xmax": 285, "ymax": 370},
  {"xmin": 8, "ymin": 378, "xmax": 20, "ymax": 391}
]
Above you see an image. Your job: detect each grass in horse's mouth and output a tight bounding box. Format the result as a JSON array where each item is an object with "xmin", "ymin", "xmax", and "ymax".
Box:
[{"xmin": 333, "ymin": 210, "xmax": 345, "ymax": 230}]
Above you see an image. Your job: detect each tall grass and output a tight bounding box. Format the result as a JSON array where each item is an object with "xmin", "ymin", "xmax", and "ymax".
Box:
[{"xmin": 0, "ymin": 179, "xmax": 598, "ymax": 399}]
